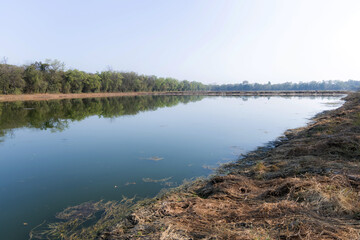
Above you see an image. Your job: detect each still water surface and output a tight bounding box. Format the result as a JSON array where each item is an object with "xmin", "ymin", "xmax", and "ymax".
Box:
[{"xmin": 0, "ymin": 95, "xmax": 343, "ymax": 239}]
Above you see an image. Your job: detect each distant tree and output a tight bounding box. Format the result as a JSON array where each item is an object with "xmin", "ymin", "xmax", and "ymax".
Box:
[
  {"xmin": 23, "ymin": 64, "xmax": 47, "ymax": 93},
  {"xmin": 41, "ymin": 60, "xmax": 65, "ymax": 93},
  {"xmin": 65, "ymin": 69, "xmax": 86, "ymax": 93},
  {"xmin": 210, "ymin": 80, "xmax": 360, "ymax": 91},
  {"xmin": 83, "ymin": 74, "xmax": 101, "ymax": 93},
  {"xmin": 0, "ymin": 63, "xmax": 25, "ymax": 94}
]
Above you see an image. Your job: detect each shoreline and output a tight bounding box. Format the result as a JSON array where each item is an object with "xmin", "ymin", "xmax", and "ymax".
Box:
[
  {"xmin": 102, "ymin": 92, "xmax": 360, "ymax": 239},
  {"xmin": 30, "ymin": 92, "xmax": 360, "ymax": 239},
  {"xmin": 0, "ymin": 90, "xmax": 348, "ymax": 102}
]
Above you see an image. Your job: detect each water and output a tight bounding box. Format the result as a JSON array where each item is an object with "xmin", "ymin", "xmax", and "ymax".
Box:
[{"xmin": 0, "ymin": 95, "xmax": 343, "ymax": 239}]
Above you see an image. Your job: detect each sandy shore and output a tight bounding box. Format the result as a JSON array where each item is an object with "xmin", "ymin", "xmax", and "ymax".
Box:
[{"xmin": 0, "ymin": 90, "xmax": 348, "ymax": 102}]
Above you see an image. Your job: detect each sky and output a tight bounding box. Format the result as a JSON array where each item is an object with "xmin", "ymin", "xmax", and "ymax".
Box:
[{"xmin": 1, "ymin": 0, "xmax": 360, "ymax": 84}]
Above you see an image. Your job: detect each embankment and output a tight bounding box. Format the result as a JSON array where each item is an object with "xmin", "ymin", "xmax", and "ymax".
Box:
[
  {"xmin": 100, "ymin": 92, "xmax": 360, "ymax": 239},
  {"xmin": 0, "ymin": 90, "xmax": 347, "ymax": 102}
]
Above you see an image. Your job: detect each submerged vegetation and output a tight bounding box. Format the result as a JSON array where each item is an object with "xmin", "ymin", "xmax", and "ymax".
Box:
[
  {"xmin": 30, "ymin": 92, "xmax": 360, "ymax": 239},
  {"xmin": 29, "ymin": 198, "xmax": 135, "ymax": 240}
]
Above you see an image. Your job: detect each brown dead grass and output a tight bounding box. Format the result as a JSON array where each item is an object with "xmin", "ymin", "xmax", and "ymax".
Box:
[
  {"xmin": 99, "ymin": 92, "xmax": 360, "ymax": 240},
  {"xmin": 102, "ymin": 174, "xmax": 360, "ymax": 239}
]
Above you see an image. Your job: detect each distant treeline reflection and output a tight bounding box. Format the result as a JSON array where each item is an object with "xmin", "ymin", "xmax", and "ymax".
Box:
[{"xmin": 0, "ymin": 95, "xmax": 204, "ymax": 138}]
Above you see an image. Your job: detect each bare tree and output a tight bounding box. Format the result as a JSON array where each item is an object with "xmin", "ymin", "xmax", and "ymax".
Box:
[{"xmin": 1, "ymin": 56, "xmax": 8, "ymax": 64}]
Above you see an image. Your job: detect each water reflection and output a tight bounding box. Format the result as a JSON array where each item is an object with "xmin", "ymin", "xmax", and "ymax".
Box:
[{"xmin": 0, "ymin": 95, "xmax": 204, "ymax": 139}]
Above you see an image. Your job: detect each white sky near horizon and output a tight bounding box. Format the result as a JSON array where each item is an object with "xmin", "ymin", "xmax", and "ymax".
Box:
[{"xmin": 1, "ymin": 0, "xmax": 360, "ymax": 84}]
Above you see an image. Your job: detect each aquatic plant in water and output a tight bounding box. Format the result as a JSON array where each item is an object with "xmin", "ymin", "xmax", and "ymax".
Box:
[
  {"xmin": 29, "ymin": 197, "xmax": 134, "ymax": 240},
  {"xmin": 142, "ymin": 177, "xmax": 172, "ymax": 183}
]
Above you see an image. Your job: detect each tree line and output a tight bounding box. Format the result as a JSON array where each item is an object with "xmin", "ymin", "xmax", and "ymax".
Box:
[
  {"xmin": 0, "ymin": 59, "xmax": 208, "ymax": 94},
  {"xmin": 1, "ymin": 59, "xmax": 360, "ymax": 94},
  {"xmin": 210, "ymin": 80, "xmax": 360, "ymax": 91}
]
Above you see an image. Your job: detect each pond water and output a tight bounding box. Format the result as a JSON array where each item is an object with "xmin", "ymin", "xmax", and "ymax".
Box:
[{"xmin": 0, "ymin": 95, "xmax": 343, "ymax": 239}]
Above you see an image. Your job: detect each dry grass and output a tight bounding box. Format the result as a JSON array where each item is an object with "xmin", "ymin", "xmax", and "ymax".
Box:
[{"xmin": 104, "ymin": 174, "xmax": 360, "ymax": 239}]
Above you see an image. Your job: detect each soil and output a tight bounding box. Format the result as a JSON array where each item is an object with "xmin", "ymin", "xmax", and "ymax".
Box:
[{"xmin": 0, "ymin": 91, "xmax": 347, "ymax": 102}]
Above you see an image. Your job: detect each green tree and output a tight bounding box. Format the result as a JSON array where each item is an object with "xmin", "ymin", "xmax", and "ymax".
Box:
[
  {"xmin": 99, "ymin": 71, "xmax": 123, "ymax": 92},
  {"xmin": 43, "ymin": 59, "xmax": 65, "ymax": 93},
  {"xmin": 0, "ymin": 64, "xmax": 25, "ymax": 94},
  {"xmin": 23, "ymin": 64, "xmax": 47, "ymax": 93},
  {"xmin": 83, "ymin": 74, "xmax": 101, "ymax": 93},
  {"xmin": 65, "ymin": 69, "xmax": 86, "ymax": 93}
]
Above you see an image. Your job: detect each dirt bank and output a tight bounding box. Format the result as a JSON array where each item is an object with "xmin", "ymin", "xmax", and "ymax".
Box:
[
  {"xmin": 0, "ymin": 91, "xmax": 348, "ymax": 102},
  {"xmin": 98, "ymin": 92, "xmax": 360, "ymax": 240}
]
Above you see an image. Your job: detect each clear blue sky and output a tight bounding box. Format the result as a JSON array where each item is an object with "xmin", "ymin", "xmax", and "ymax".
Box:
[{"xmin": 1, "ymin": 0, "xmax": 360, "ymax": 84}]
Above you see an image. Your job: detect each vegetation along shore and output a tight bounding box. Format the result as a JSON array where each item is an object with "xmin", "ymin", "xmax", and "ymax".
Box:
[
  {"xmin": 30, "ymin": 92, "xmax": 360, "ymax": 239},
  {"xmin": 0, "ymin": 60, "xmax": 359, "ymax": 96}
]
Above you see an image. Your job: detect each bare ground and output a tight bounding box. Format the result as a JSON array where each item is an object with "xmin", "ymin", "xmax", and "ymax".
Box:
[
  {"xmin": 0, "ymin": 92, "xmax": 158, "ymax": 102},
  {"xmin": 98, "ymin": 92, "xmax": 360, "ymax": 240},
  {"xmin": 0, "ymin": 91, "xmax": 347, "ymax": 102}
]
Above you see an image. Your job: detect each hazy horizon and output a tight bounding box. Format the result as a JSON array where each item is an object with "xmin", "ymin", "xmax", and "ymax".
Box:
[{"xmin": 1, "ymin": 0, "xmax": 360, "ymax": 84}]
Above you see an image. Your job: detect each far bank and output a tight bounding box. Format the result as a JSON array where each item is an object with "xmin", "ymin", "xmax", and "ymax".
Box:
[{"xmin": 0, "ymin": 90, "xmax": 348, "ymax": 102}]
